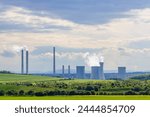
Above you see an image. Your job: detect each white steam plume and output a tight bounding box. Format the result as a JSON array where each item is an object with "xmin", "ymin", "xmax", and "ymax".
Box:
[
  {"xmin": 83, "ymin": 52, "xmax": 104, "ymax": 66},
  {"xmin": 13, "ymin": 45, "xmax": 28, "ymax": 53}
]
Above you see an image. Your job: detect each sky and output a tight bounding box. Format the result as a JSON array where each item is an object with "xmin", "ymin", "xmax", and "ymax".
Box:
[{"xmin": 1, "ymin": 0, "xmax": 150, "ymax": 73}]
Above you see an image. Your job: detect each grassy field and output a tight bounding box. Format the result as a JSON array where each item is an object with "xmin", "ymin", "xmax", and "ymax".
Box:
[
  {"xmin": 0, "ymin": 74, "xmax": 59, "ymax": 83},
  {"xmin": 0, "ymin": 74, "xmax": 150, "ymax": 100},
  {"xmin": 0, "ymin": 95, "xmax": 150, "ymax": 100}
]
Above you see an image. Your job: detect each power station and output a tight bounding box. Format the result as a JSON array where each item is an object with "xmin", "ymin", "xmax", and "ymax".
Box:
[
  {"xmin": 50, "ymin": 47, "xmax": 106, "ymax": 79},
  {"xmin": 19, "ymin": 46, "xmax": 129, "ymax": 80}
]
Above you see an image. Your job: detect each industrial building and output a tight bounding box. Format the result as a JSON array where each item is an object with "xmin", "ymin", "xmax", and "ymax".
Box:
[
  {"xmin": 18, "ymin": 46, "xmax": 131, "ymax": 80},
  {"xmin": 91, "ymin": 66, "xmax": 100, "ymax": 79},
  {"xmin": 118, "ymin": 67, "xmax": 126, "ymax": 79},
  {"xmin": 99, "ymin": 62, "xmax": 105, "ymax": 80},
  {"xmin": 76, "ymin": 66, "xmax": 85, "ymax": 79}
]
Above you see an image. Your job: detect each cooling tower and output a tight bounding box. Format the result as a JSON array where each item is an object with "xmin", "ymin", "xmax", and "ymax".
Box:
[
  {"xmin": 26, "ymin": 50, "xmax": 29, "ymax": 74},
  {"xmin": 91, "ymin": 66, "xmax": 100, "ymax": 79},
  {"xmin": 76, "ymin": 66, "xmax": 85, "ymax": 79},
  {"xmin": 99, "ymin": 62, "xmax": 105, "ymax": 80},
  {"xmin": 118, "ymin": 67, "xmax": 126, "ymax": 79},
  {"xmin": 53, "ymin": 47, "xmax": 56, "ymax": 75}
]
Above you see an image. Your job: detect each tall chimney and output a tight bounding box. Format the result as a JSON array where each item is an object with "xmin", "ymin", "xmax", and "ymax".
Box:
[
  {"xmin": 21, "ymin": 49, "xmax": 24, "ymax": 74},
  {"xmin": 68, "ymin": 65, "xmax": 70, "ymax": 78},
  {"xmin": 62, "ymin": 65, "xmax": 65, "ymax": 78},
  {"xmin": 53, "ymin": 47, "xmax": 56, "ymax": 75},
  {"xmin": 26, "ymin": 50, "xmax": 29, "ymax": 74}
]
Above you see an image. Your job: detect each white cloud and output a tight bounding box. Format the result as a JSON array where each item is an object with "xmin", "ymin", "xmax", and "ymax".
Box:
[
  {"xmin": 1, "ymin": 6, "xmax": 150, "ymax": 49},
  {"xmin": 1, "ymin": 6, "xmax": 150, "ymax": 71},
  {"xmin": 0, "ymin": 6, "xmax": 76, "ymax": 28}
]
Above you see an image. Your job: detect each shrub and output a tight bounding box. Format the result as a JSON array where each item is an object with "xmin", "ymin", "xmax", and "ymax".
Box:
[
  {"xmin": 131, "ymin": 87, "xmax": 142, "ymax": 92},
  {"xmin": 85, "ymin": 91, "xmax": 92, "ymax": 95},
  {"xmin": 35, "ymin": 92, "xmax": 45, "ymax": 96},
  {"xmin": 0, "ymin": 90, "xmax": 5, "ymax": 96},
  {"xmin": 47, "ymin": 91, "xmax": 56, "ymax": 96},
  {"xmin": 77, "ymin": 86, "xmax": 84, "ymax": 90},
  {"xmin": 91, "ymin": 90, "xmax": 95, "ymax": 95},
  {"xmin": 59, "ymin": 91, "xmax": 67, "ymax": 95},
  {"xmin": 85, "ymin": 85, "xmax": 94, "ymax": 91},
  {"xmin": 27, "ymin": 90, "xmax": 35, "ymax": 96},
  {"xmin": 69, "ymin": 91, "xmax": 77, "ymax": 95},
  {"xmin": 94, "ymin": 86, "xmax": 99, "ymax": 91},
  {"xmin": 124, "ymin": 91, "xmax": 136, "ymax": 95},
  {"xmin": 139, "ymin": 91, "xmax": 146, "ymax": 95},
  {"xmin": 6, "ymin": 90, "xmax": 18, "ymax": 96},
  {"xmin": 19, "ymin": 90, "xmax": 25, "ymax": 96}
]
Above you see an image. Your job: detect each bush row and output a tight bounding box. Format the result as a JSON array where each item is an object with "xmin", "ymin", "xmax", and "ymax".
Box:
[{"xmin": 1, "ymin": 90, "xmax": 150, "ymax": 96}]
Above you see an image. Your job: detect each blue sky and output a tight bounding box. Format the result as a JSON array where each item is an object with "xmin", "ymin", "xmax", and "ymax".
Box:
[
  {"xmin": 1, "ymin": 0, "xmax": 150, "ymax": 73},
  {"xmin": 1, "ymin": 0, "xmax": 150, "ymax": 24}
]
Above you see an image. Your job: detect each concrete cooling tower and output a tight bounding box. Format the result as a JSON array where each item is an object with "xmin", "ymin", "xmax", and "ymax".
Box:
[
  {"xmin": 118, "ymin": 67, "xmax": 126, "ymax": 79},
  {"xmin": 99, "ymin": 62, "xmax": 105, "ymax": 80},
  {"xmin": 91, "ymin": 66, "xmax": 100, "ymax": 79},
  {"xmin": 76, "ymin": 66, "xmax": 85, "ymax": 79}
]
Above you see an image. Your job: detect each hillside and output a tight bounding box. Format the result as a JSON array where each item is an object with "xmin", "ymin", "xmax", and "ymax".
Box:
[{"xmin": 0, "ymin": 74, "xmax": 150, "ymax": 97}]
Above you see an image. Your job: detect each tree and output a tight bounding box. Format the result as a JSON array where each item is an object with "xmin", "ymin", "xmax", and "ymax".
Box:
[
  {"xmin": 6, "ymin": 90, "xmax": 18, "ymax": 96},
  {"xmin": 19, "ymin": 90, "xmax": 25, "ymax": 96},
  {"xmin": 27, "ymin": 90, "xmax": 34, "ymax": 96},
  {"xmin": 85, "ymin": 85, "xmax": 94, "ymax": 91},
  {"xmin": 0, "ymin": 90, "xmax": 5, "ymax": 96},
  {"xmin": 35, "ymin": 92, "xmax": 45, "ymax": 96}
]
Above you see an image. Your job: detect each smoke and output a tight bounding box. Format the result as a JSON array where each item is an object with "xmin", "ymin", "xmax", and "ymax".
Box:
[
  {"xmin": 36, "ymin": 51, "xmax": 104, "ymax": 67},
  {"xmin": 100, "ymin": 56, "xmax": 104, "ymax": 62},
  {"xmin": 83, "ymin": 52, "xmax": 104, "ymax": 66},
  {"xmin": 12, "ymin": 45, "xmax": 28, "ymax": 53}
]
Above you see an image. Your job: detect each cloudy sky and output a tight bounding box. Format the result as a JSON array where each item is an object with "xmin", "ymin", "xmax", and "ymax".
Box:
[{"xmin": 1, "ymin": 0, "xmax": 150, "ymax": 73}]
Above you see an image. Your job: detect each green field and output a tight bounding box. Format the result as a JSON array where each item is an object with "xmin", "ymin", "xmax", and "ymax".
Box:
[
  {"xmin": 0, "ymin": 74, "xmax": 59, "ymax": 83},
  {"xmin": 0, "ymin": 74, "xmax": 150, "ymax": 100},
  {"xmin": 0, "ymin": 95, "xmax": 150, "ymax": 100}
]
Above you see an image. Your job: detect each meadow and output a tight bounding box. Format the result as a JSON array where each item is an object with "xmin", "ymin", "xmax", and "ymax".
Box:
[{"xmin": 0, "ymin": 74, "xmax": 150, "ymax": 100}]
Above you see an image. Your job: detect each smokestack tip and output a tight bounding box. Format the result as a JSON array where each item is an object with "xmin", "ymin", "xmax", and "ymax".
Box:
[{"xmin": 99, "ymin": 62, "xmax": 104, "ymax": 65}]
